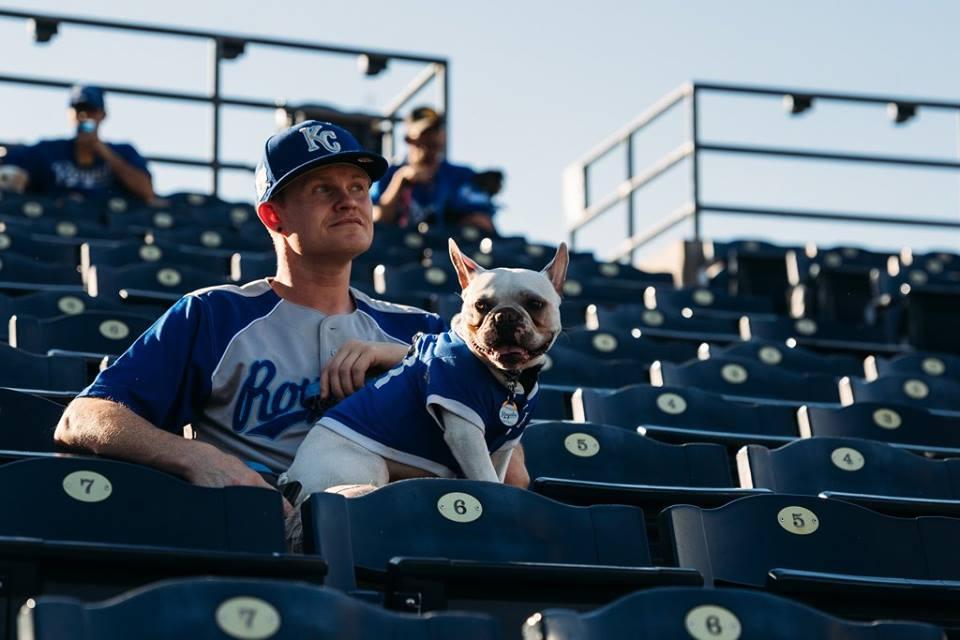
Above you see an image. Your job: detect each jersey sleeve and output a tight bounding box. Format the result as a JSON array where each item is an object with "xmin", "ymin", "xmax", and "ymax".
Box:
[
  {"xmin": 112, "ymin": 143, "xmax": 151, "ymax": 176},
  {"xmin": 423, "ymin": 356, "xmax": 490, "ymax": 431},
  {"xmin": 78, "ymin": 295, "xmax": 215, "ymax": 433},
  {"xmin": 448, "ymin": 173, "xmax": 496, "ymax": 217}
]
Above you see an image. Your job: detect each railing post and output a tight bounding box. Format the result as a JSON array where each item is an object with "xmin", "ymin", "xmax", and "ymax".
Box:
[
  {"xmin": 210, "ymin": 38, "xmax": 222, "ymax": 196},
  {"xmin": 689, "ymin": 86, "xmax": 701, "ymax": 241},
  {"xmin": 625, "ymin": 134, "xmax": 635, "ymax": 263},
  {"xmin": 439, "ymin": 62, "xmax": 449, "ymax": 155}
]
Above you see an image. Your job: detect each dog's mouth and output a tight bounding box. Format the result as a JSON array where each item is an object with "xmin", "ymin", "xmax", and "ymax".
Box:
[{"xmin": 470, "ymin": 336, "xmax": 551, "ymax": 370}]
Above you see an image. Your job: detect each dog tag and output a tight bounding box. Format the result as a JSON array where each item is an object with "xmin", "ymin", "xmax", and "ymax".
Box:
[
  {"xmin": 563, "ymin": 280, "xmax": 583, "ymax": 296},
  {"xmin": 215, "ymin": 597, "xmax": 281, "ymax": 639},
  {"xmin": 777, "ymin": 506, "xmax": 819, "ymax": 535},
  {"xmin": 909, "ymin": 270, "xmax": 928, "ymax": 286},
  {"xmin": 922, "ymin": 357, "xmax": 946, "ymax": 376},
  {"xmin": 156, "ymin": 268, "xmax": 182, "ymax": 287},
  {"xmin": 499, "ymin": 401, "xmax": 519, "ymax": 426},
  {"xmin": 22, "ymin": 201, "xmax": 43, "ymax": 218},
  {"xmin": 56, "ymin": 221, "xmax": 78, "ymax": 237},
  {"xmin": 831, "ymin": 447, "xmax": 865, "ymax": 471},
  {"xmin": 230, "ymin": 207, "xmax": 250, "ymax": 225},
  {"xmin": 0, "ymin": 234, "xmax": 10, "ymax": 251},
  {"xmin": 656, "ymin": 392, "xmax": 687, "ymax": 415},
  {"xmin": 758, "ymin": 346, "xmax": 782, "ymax": 365},
  {"xmin": 107, "ymin": 197, "xmax": 127, "ymax": 213},
  {"xmin": 794, "ymin": 319, "xmax": 817, "ymax": 335},
  {"xmin": 685, "ymin": 604, "xmax": 742, "ymax": 640},
  {"xmin": 152, "ymin": 212, "xmax": 174, "ymax": 228},
  {"xmin": 63, "ymin": 470, "xmax": 112, "ymax": 503},
  {"xmin": 99, "ymin": 320, "xmax": 130, "ymax": 340},
  {"xmin": 591, "ymin": 332, "xmax": 618, "ymax": 353},
  {"xmin": 642, "ymin": 310, "xmax": 664, "ymax": 327},
  {"xmin": 721, "ymin": 363, "xmax": 748, "ymax": 384},
  {"xmin": 872, "ymin": 408, "xmax": 902, "ymax": 430},
  {"xmin": 424, "ymin": 268, "xmax": 447, "ymax": 285},
  {"xmin": 201, "ymin": 230, "xmax": 223, "ymax": 247},
  {"xmin": 692, "ymin": 289, "xmax": 714, "ymax": 306},
  {"xmin": 57, "ymin": 296, "xmax": 86, "ymax": 315},
  {"xmin": 564, "ymin": 433, "xmax": 600, "ymax": 457},
  {"xmin": 437, "ymin": 492, "xmax": 483, "ymax": 523},
  {"xmin": 139, "ymin": 245, "xmax": 163, "ymax": 262},
  {"xmin": 903, "ymin": 379, "xmax": 929, "ymax": 400}
]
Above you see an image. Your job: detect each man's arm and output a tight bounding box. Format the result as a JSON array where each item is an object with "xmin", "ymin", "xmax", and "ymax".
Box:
[
  {"xmin": 95, "ymin": 142, "xmax": 155, "ymax": 202},
  {"xmin": 56, "ymin": 397, "xmax": 275, "ymax": 490}
]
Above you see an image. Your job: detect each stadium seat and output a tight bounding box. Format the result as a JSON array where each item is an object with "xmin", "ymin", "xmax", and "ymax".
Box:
[
  {"xmin": 660, "ymin": 493, "xmax": 960, "ymax": 628},
  {"xmin": 523, "ymin": 586, "xmax": 945, "ymax": 640},
  {"xmin": 303, "ymin": 478, "xmax": 700, "ymax": 625},
  {"xmin": 839, "ymin": 375, "xmax": 960, "ymax": 412},
  {"xmin": 556, "ymin": 328, "xmax": 699, "ymax": 363},
  {"xmin": 87, "ymin": 263, "xmax": 233, "ymax": 302},
  {"xmin": 798, "ymin": 403, "xmax": 960, "ymax": 455},
  {"xmin": 524, "ymin": 421, "xmax": 753, "ymax": 513},
  {"xmin": 0, "ymin": 343, "xmax": 88, "ymax": 392},
  {"xmin": 902, "ymin": 285, "xmax": 960, "ymax": 354},
  {"xmin": 373, "ymin": 263, "xmax": 459, "ymax": 298},
  {"xmin": 566, "ymin": 259, "xmax": 673, "ymax": 286},
  {"xmin": 865, "ymin": 352, "xmax": 960, "ymax": 382},
  {"xmin": 20, "ymin": 577, "xmax": 502, "ymax": 640},
  {"xmin": 738, "ymin": 436, "xmax": 960, "ymax": 516},
  {"xmin": 0, "ymin": 292, "xmax": 160, "ymax": 342},
  {"xmin": 702, "ymin": 339, "xmax": 863, "ymax": 376},
  {"xmin": 588, "ymin": 305, "xmax": 741, "ymax": 342},
  {"xmin": 741, "ymin": 315, "xmax": 900, "ymax": 355},
  {"xmin": 158, "ymin": 227, "xmax": 271, "ymax": 253},
  {"xmin": 645, "ymin": 285, "xmax": 776, "ymax": 315},
  {"xmin": 0, "ymin": 252, "xmax": 83, "ymax": 293},
  {"xmin": 572, "ymin": 384, "xmax": 799, "ymax": 447},
  {"xmin": 723, "ymin": 243, "xmax": 794, "ymax": 312},
  {"xmin": 0, "ymin": 388, "xmax": 67, "ymax": 459},
  {"xmin": 0, "ymin": 229, "xmax": 79, "ymax": 265},
  {"xmin": 650, "ymin": 357, "xmax": 841, "ymax": 404},
  {"xmin": 9, "ymin": 310, "xmax": 155, "ymax": 357},
  {"xmin": 537, "ymin": 344, "xmax": 648, "ymax": 388},
  {"xmin": 82, "ymin": 241, "xmax": 232, "ymax": 277}
]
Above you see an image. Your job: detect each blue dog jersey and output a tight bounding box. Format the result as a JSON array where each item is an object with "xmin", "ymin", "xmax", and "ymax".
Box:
[
  {"xmin": 3, "ymin": 138, "xmax": 150, "ymax": 199},
  {"xmin": 319, "ymin": 330, "xmax": 538, "ymax": 477}
]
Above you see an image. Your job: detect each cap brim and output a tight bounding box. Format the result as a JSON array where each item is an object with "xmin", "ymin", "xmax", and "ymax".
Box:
[{"xmin": 263, "ymin": 151, "xmax": 388, "ymax": 202}]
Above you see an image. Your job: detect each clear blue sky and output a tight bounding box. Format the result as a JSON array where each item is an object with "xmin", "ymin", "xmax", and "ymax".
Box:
[{"xmin": 2, "ymin": 0, "xmax": 959, "ymax": 259}]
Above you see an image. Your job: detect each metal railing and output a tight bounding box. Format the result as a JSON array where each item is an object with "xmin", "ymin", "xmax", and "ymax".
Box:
[
  {"xmin": 564, "ymin": 81, "xmax": 960, "ymax": 261},
  {"xmin": 0, "ymin": 8, "xmax": 448, "ymax": 195}
]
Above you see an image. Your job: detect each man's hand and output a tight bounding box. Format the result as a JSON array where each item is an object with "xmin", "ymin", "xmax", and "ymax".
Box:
[
  {"xmin": 320, "ymin": 340, "xmax": 409, "ymax": 400},
  {"xmin": 184, "ymin": 441, "xmax": 294, "ymax": 516}
]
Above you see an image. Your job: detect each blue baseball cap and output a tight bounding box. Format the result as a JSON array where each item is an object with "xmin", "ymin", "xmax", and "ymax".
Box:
[
  {"xmin": 255, "ymin": 120, "xmax": 388, "ymax": 204},
  {"xmin": 69, "ymin": 85, "xmax": 105, "ymax": 111}
]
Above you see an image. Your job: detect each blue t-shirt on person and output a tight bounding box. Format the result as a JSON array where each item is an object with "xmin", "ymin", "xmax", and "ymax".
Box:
[
  {"xmin": 370, "ymin": 159, "xmax": 495, "ymax": 229},
  {"xmin": 3, "ymin": 138, "xmax": 150, "ymax": 199},
  {"xmin": 318, "ymin": 329, "xmax": 538, "ymax": 478}
]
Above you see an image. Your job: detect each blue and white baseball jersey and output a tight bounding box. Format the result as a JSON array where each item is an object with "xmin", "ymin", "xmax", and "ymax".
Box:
[
  {"xmin": 79, "ymin": 280, "xmax": 445, "ymax": 472},
  {"xmin": 3, "ymin": 138, "xmax": 150, "ymax": 199},
  {"xmin": 318, "ymin": 329, "xmax": 538, "ymax": 477}
]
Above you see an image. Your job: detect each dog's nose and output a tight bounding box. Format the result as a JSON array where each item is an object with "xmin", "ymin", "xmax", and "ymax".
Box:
[{"xmin": 492, "ymin": 307, "xmax": 523, "ymax": 326}]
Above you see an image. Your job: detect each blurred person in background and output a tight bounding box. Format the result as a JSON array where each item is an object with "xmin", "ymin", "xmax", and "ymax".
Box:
[
  {"xmin": 0, "ymin": 85, "xmax": 155, "ymax": 202},
  {"xmin": 372, "ymin": 106, "xmax": 500, "ymax": 233}
]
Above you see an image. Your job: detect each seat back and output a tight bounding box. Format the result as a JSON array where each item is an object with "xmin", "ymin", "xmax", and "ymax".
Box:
[
  {"xmin": 710, "ymin": 340, "xmax": 862, "ymax": 376},
  {"xmin": 10, "ymin": 310, "xmax": 155, "ymax": 357},
  {"xmin": 0, "ymin": 343, "xmax": 88, "ymax": 392},
  {"xmin": 798, "ymin": 403, "xmax": 960, "ymax": 454},
  {"xmin": 842, "ymin": 375, "xmax": 960, "ymax": 412}
]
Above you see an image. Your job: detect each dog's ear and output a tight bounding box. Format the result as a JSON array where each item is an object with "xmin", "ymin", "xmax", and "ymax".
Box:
[
  {"xmin": 541, "ymin": 242, "xmax": 569, "ymax": 296},
  {"xmin": 449, "ymin": 238, "xmax": 486, "ymax": 290}
]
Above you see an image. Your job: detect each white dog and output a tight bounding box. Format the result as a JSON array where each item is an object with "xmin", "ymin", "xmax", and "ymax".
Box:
[{"xmin": 279, "ymin": 239, "xmax": 568, "ymax": 504}]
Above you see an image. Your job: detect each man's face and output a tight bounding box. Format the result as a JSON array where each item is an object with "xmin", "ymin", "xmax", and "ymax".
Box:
[
  {"xmin": 406, "ymin": 127, "xmax": 445, "ymax": 169},
  {"xmin": 69, "ymin": 106, "xmax": 106, "ymax": 128},
  {"xmin": 268, "ymin": 163, "xmax": 374, "ymax": 261}
]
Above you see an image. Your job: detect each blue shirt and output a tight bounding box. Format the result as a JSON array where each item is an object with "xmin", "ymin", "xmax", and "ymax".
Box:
[
  {"xmin": 79, "ymin": 280, "xmax": 445, "ymax": 472},
  {"xmin": 370, "ymin": 160, "xmax": 495, "ymax": 229},
  {"xmin": 3, "ymin": 138, "xmax": 150, "ymax": 199},
  {"xmin": 319, "ymin": 330, "xmax": 537, "ymax": 478}
]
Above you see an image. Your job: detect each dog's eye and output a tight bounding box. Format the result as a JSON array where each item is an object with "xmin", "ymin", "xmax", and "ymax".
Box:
[
  {"xmin": 474, "ymin": 300, "xmax": 490, "ymax": 314},
  {"xmin": 526, "ymin": 299, "xmax": 545, "ymax": 312}
]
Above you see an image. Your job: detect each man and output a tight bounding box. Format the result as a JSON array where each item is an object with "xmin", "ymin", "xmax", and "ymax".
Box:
[
  {"xmin": 372, "ymin": 106, "xmax": 497, "ymax": 232},
  {"xmin": 0, "ymin": 85, "xmax": 154, "ymax": 201},
  {"xmin": 54, "ymin": 120, "xmax": 528, "ymax": 507}
]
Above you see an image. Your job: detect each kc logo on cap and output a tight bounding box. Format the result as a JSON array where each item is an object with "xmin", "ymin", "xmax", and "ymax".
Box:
[{"xmin": 255, "ymin": 120, "xmax": 388, "ymax": 204}]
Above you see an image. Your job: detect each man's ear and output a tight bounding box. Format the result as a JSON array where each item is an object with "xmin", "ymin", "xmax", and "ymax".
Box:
[
  {"xmin": 541, "ymin": 242, "xmax": 569, "ymax": 296},
  {"xmin": 257, "ymin": 201, "xmax": 284, "ymax": 234},
  {"xmin": 449, "ymin": 238, "xmax": 485, "ymax": 290}
]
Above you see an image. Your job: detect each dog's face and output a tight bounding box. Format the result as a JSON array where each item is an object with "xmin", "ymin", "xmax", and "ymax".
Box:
[{"xmin": 449, "ymin": 239, "xmax": 568, "ymax": 371}]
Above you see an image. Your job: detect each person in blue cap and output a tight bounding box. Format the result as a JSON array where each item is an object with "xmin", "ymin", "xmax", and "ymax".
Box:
[
  {"xmin": 372, "ymin": 106, "xmax": 498, "ymax": 232},
  {"xmin": 0, "ymin": 84, "xmax": 154, "ymax": 201},
  {"xmin": 56, "ymin": 120, "xmax": 530, "ymax": 514}
]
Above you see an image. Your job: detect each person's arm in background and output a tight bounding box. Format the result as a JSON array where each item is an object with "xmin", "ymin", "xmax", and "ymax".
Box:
[
  {"xmin": 93, "ymin": 140, "xmax": 154, "ymax": 202},
  {"xmin": 372, "ymin": 165, "xmax": 436, "ymax": 224}
]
